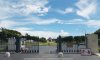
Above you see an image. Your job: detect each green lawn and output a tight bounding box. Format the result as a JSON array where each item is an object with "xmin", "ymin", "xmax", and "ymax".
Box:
[
  {"xmin": 24, "ymin": 41, "xmax": 57, "ymax": 46},
  {"xmin": 39, "ymin": 42, "xmax": 57, "ymax": 46}
]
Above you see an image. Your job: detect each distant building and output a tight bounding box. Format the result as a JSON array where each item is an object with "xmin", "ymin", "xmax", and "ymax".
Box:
[{"xmin": 48, "ymin": 37, "xmax": 52, "ymax": 42}]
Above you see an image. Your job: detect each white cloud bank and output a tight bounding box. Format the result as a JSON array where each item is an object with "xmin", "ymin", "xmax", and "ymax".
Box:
[
  {"xmin": 0, "ymin": 0, "xmax": 50, "ymax": 18},
  {"xmin": 14, "ymin": 27, "xmax": 70, "ymax": 39},
  {"xmin": 1, "ymin": 17, "xmax": 100, "ymax": 29}
]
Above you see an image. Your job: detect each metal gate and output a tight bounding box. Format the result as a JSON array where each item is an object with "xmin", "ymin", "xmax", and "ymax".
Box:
[
  {"xmin": 61, "ymin": 43, "xmax": 86, "ymax": 54},
  {"xmin": 0, "ymin": 37, "xmax": 39, "ymax": 53},
  {"xmin": 56, "ymin": 36, "xmax": 86, "ymax": 54}
]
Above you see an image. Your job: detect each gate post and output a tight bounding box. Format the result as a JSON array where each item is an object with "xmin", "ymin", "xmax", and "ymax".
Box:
[
  {"xmin": 15, "ymin": 37, "xmax": 20, "ymax": 53},
  {"xmin": 57, "ymin": 35, "xmax": 62, "ymax": 52}
]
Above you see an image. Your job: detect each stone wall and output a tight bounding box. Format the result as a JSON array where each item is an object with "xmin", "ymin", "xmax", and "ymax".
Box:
[{"xmin": 87, "ymin": 34, "xmax": 98, "ymax": 53}]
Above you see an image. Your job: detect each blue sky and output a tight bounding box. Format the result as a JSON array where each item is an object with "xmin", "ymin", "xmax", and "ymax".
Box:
[{"xmin": 0, "ymin": 0, "xmax": 100, "ymax": 38}]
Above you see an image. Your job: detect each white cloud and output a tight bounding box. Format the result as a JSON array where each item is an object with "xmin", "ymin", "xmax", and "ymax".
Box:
[
  {"xmin": 0, "ymin": 6, "xmax": 12, "ymax": 19},
  {"xmin": 14, "ymin": 27, "xmax": 70, "ymax": 39},
  {"xmin": 85, "ymin": 20, "xmax": 100, "ymax": 27},
  {"xmin": 0, "ymin": 0, "xmax": 50, "ymax": 18},
  {"xmin": 0, "ymin": 20, "xmax": 31, "ymax": 28},
  {"xmin": 14, "ymin": 27, "xmax": 33, "ymax": 31},
  {"xmin": 24, "ymin": 17, "xmax": 61, "ymax": 25},
  {"xmin": 76, "ymin": 0, "xmax": 97, "ymax": 19},
  {"xmin": 33, "ymin": 19, "xmax": 59, "ymax": 25},
  {"xmin": 64, "ymin": 19, "xmax": 100, "ymax": 27},
  {"xmin": 0, "ymin": 20, "xmax": 17, "ymax": 28},
  {"xmin": 25, "ymin": 4, "xmax": 50, "ymax": 16},
  {"xmin": 65, "ymin": 8, "xmax": 74, "ymax": 13},
  {"xmin": 21, "ymin": 0, "xmax": 49, "ymax": 16},
  {"xmin": 60, "ymin": 30, "xmax": 69, "ymax": 37},
  {"xmin": 56, "ymin": 10, "xmax": 65, "ymax": 14},
  {"xmin": 0, "ymin": 17, "xmax": 60, "ymax": 29},
  {"xmin": 26, "ymin": 4, "xmax": 40, "ymax": 13},
  {"xmin": 69, "ymin": 19, "xmax": 100, "ymax": 27},
  {"xmin": 14, "ymin": 27, "xmax": 33, "ymax": 35},
  {"xmin": 57, "ymin": 8, "xmax": 74, "ymax": 14},
  {"xmin": 27, "ymin": 17, "xmax": 100, "ymax": 27}
]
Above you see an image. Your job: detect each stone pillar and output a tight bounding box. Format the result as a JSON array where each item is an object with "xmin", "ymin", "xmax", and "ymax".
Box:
[{"xmin": 86, "ymin": 34, "xmax": 98, "ymax": 53}]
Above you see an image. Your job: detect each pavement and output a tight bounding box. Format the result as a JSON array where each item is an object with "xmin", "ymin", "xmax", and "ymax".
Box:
[
  {"xmin": 0, "ymin": 53, "xmax": 100, "ymax": 60},
  {"xmin": 0, "ymin": 46, "xmax": 100, "ymax": 60}
]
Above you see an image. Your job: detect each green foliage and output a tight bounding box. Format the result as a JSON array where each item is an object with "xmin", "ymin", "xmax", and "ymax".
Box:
[
  {"xmin": 0, "ymin": 28, "xmax": 48, "ymax": 42},
  {"xmin": 39, "ymin": 37, "xmax": 47, "ymax": 42},
  {"xmin": 0, "ymin": 28, "xmax": 21, "ymax": 37},
  {"xmin": 22, "ymin": 33, "xmax": 40, "ymax": 41},
  {"xmin": 61, "ymin": 36, "xmax": 85, "ymax": 44},
  {"xmin": 74, "ymin": 36, "xmax": 85, "ymax": 44},
  {"xmin": 0, "ymin": 28, "xmax": 21, "ymax": 42},
  {"xmin": 94, "ymin": 29, "xmax": 100, "ymax": 39},
  {"xmin": 94, "ymin": 29, "xmax": 100, "ymax": 46},
  {"xmin": 62, "ymin": 36, "xmax": 74, "ymax": 42}
]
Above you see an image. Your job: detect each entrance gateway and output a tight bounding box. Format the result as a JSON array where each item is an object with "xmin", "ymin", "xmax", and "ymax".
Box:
[{"xmin": 0, "ymin": 34, "xmax": 98, "ymax": 54}]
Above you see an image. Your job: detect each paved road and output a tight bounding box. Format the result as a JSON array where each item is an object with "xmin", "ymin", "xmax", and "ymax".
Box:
[
  {"xmin": 0, "ymin": 53, "xmax": 100, "ymax": 60},
  {"xmin": 39, "ymin": 46, "xmax": 57, "ymax": 54},
  {"xmin": 0, "ymin": 46, "xmax": 100, "ymax": 60}
]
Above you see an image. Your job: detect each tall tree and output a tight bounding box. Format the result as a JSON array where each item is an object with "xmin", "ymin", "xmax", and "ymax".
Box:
[
  {"xmin": 94, "ymin": 29, "xmax": 100, "ymax": 39},
  {"xmin": 94, "ymin": 29, "xmax": 100, "ymax": 46},
  {"xmin": 74, "ymin": 36, "xmax": 85, "ymax": 44},
  {"xmin": 0, "ymin": 28, "xmax": 22, "ymax": 42},
  {"xmin": 39, "ymin": 37, "xmax": 47, "ymax": 42},
  {"xmin": 62, "ymin": 36, "xmax": 74, "ymax": 42}
]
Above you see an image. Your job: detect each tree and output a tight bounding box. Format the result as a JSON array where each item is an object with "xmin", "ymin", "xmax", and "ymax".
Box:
[
  {"xmin": 0, "ymin": 28, "xmax": 22, "ymax": 42},
  {"xmin": 74, "ymin": 36, "xmax": 80, "ymax": 44},
  {"xmin": 74, "ymin": 36, "xmax": 85, "ymax": 44},
  {"xmin": 25, "ymin": 33, "xmax": 31, "ymax": 40},
  {"xmin": 94, "ymin": 29, "xmax": 100, "ymax": 39},
  {"xmin": 62, "ymin": 36, "xmax": 74, "ymax": 42},
  {"xmin": 31, "ymin": 36, "xmax": 39, "ymax": 41},
  {"xmin": 94, "ymin": 29, "xmax": 100, "ymax": 46},
  {"xmin": 39, "ymin": 37, "xmax": 47, "ymax": 42}
]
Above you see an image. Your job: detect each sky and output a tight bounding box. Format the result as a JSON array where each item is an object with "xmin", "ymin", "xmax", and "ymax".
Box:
[{"xmin": 0, "ymin": 0, "xmax": 100, "ymax": 39}]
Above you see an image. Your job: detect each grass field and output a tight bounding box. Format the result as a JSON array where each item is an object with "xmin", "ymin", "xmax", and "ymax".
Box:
[
  {"xmin": 39, "ymin": 42, "xmax": 57, "ymax": 46},
  {"xmin": 23, "ymin": 41, "xmax": 57, "ymax": 46}
]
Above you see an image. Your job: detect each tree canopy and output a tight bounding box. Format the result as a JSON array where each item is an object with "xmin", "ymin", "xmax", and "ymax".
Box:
[
  {"xmin": 94, "ymin": 29, "xmax": 100, "ymax": 39},
  {"xmin": 0, "ymin": 28, "xmax": 47, "ymax": 42},
  {"xmin": 0, "ymin": 28, "xmax": 21, "ymax": 42}
]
